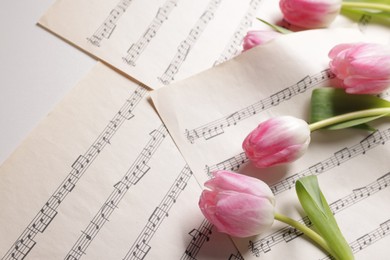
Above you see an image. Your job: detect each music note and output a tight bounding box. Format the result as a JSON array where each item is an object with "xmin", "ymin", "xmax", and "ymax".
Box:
[
  {"xmin": 87, "ymin": 0, "xmax": 134, "ymax": 46},
  {"xmin": 148, "ymin": 207, "xmax": 168, "ymax": 229},
  {"xmin": 131, "ymin": 242, "xmax": 151, "ymax": 259},
  {"xmin": 215, "ymin": 0, "xmax": 260, "ymax": 65},
  {"xmin": 114, "ymin": 181, "xmax": 129, "ymax": 193},
  {"xmin": 65, "ymin": 253, "xmax": 79, "ymax": 260},
  {"xmin": 248, "ymin": 240, "xmax": 260, "ymax": 257},
  {"xmin": 309, "ymin": 162, "xmax": 325, "ymax": 174},
  {"xmin": 226, "ymin": 112, "xmax": 241, "ymax": 126},
  {"xmin": 334, "ymin": 147, "xmax": 352, "ymax": 165},
  {"xmin": 377, "ymin": 172, "xmax": 390, "ymax": 190},
  {"xmin": 63, "ymin": 176, "xmax": 76, "ymax": 192},
  {"xmin": 331, "ymin": 198, "xmax": 346, "ymax": 212},
  {"xmin": 270, "ymin": 88, "xmax": 293, "ymax": 106},
  {"xmin": 123, "ymin": 0, "xmax": 179, "ymax": 65},
  {"xmin": 379, "ymin": 220, "xmax": 390, "ymax": 235},
  {"xmin": 352, "ymin": 187, "xmax": 370, "ymax": 199},
  {"xmin": 158, "ymin": 0, "xmax": 222, "ymax": 85},
  {"xmin": 295, "ymin": 75, "xmax": 312, "ymax": 93},
  {"xmin": 184, "ymin": 70, "xmax": 333, "ymax": 143},
  {"xmin": 282, "ymin": 228, "xmax": 302, "ymax": 242},
  {"xmin": 356, "ymin": 234, "xmax": 373, "ymax": 250},
  {"xmin": 1, "ymin": 85, "xmax": 146, "ymax": 259},
  {"xmin": 71, "ymin": 155, "xmax": 88, "ymax": 174}
]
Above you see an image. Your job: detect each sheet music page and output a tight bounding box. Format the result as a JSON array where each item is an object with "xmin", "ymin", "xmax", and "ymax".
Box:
[
  {"xmin": 38, "ymin": 0, "xmax": 388, "ymax": 90},
  {"xmin": 0, "ymin": 62, "xmax": 245, "ymax": 260},
  {"xmin": 38, "ymin": 0, "xmax": 263, "ymax": 89},
  {"xmin": 151, "ymin": 28, "xmax": 390, "ymax": 259}
]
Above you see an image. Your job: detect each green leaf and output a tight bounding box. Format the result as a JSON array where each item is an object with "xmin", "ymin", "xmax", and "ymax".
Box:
[
  {"xmin": 296, "ymin": 176, "xmax": 354, "ymax": 260},
  {"xmin": 310, "ymin": 88, "xmax": 390, "ymax": 130},
  {"xmin": 296, "ymin": 176, "xmax": 327, "ymax": 217},
  {"xmin": 256, "ymin": 18, "xmax": 292, "ymax": 34}
]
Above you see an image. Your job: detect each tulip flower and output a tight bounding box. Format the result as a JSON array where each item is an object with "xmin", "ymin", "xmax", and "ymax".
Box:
[
  {"xmin": 243, "ymin": 88, "xmax": 390, "ymax": 169},
  {"xmin": 279, "ymin": 0, "xmax": 342, "ymax": 29},
  {"xmin": 242, "ymin": 116, "xmax": 311, "ymax": 168},
  {"xmin": 198, "ymin": 170, "xmax": 275, "ymax": 237},
  {"xmin": 278, "ymin": 0, "xmax": 390, "ymax": 29},
  {"xmin": 198, "ymin": 171, "xmax": 353, "ymax": 259},
  {"xmin": 328, "ymin": 42, "xmax": 390, "ymax": 94},
  {"xmin": 243, "ymin": 30, "xmax": 281, "ymax": 51}
]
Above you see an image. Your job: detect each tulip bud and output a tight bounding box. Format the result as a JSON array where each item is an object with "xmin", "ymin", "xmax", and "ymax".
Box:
[
  {"xmin": 243, "ymin": 116, "xmax": 311, "ymax": 168},
  {"xmin": 279, "ymin": 0, "xmax": 341, "ymax": 29},
  {"xmin": 329, "ymin": 42, "xmax": 390, "ymax": 94},
  {"xmin": 199, "ymin": 170, "xmax": 275, "ymax": 237},
  {"xmin": 243, "ymin": 30, "xmax": 281, "ymax": 51}
]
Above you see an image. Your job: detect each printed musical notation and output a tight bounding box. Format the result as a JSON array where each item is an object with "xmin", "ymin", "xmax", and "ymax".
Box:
[
  {"xmin": 123, "ymin": 165, "xmax": 192, "ymax": 260},
  {"xmin": 320, "ymin": 218, "xmax": 390, "ymax": 260},
  {"xmin": 123, "ymin": 0, "xmax": 261, "ymax": 69},
  {"xmin": 248, "ymin": 171, "xmax": 390, "ymax": 257},
  {"xmin": 181, "ymin": 219, "xmax": 245, "ymax": 260},
  {"xmin": 123, "ymin": 0, "xmax": 179, "ymax": 66},
  {"xmin": 228, "ymin": 251, "xmax": 245, "ymax": 260},
  {"xmin": 181, "ymin": 225, "xmax": 246, "ymax": 260},
  {"xmin": 87, "ymin": 0, "xmax": 133, "ymax": 46},
  {"xmin": 65, "ymin": 125, "xmax": 168, "ymax": 259},
  {"xmin": 2, "ymin": 86, "xmax": 146, "ymax": 260},
  {"xmin": 43, "ymin": 0, "xmax": 300, "ymax": 89},
  {"xmin": 158, "ymin": 0, "xmax": 222, "ymax": 85},
  {"xmin": 143, "ymin": 29, "xmax": 390, "ymax": 259},
  {"xmin": 181, "ymin": 219, "xmax": 213, "ymax": 259},
  {"xmin": 205, "ymin": 152, "xmax": 248, "ymax": 178},
  {"xmin": 205, "ymin": 128, "xmax": 390, "ymax": 194},
  {"xmin": 184, "ymin": 69, "xmax": 334, "ymax": 144},
  {"xmin": 213, "ymin": 0, "xmax": 261, "ymax": 66}
]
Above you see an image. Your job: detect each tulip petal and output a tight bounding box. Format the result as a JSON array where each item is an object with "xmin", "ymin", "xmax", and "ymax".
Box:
[
  {"xmin": 198, "ymin": 171, "xmax": 276, "ymax": 237},
  {"xmin": 279, "ymin": 0, "xmax": 341, "ymax": 28},
  {"xmin": 328, "ymin": 42, "xmax": 390, "ymax": 94},
  {"xmin": 214, "ymin": 191, "xmax": 274, "ymax": 237},
  {"xmin": 205, "ymin": 170, "xmax": 275, "ymax": 204},
  {"xmin": 243, "ymin": 116, "xmax": 310, "ymax": 167}
]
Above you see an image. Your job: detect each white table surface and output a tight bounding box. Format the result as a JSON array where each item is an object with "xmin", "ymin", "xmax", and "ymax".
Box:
[{"xmin": 0, "ymin": 0, "xmax": 96, "ymax": 164}]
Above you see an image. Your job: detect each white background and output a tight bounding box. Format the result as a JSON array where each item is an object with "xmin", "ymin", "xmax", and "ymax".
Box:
[{"xmin": 0, "ymin": 0, "xmax": 96, "ymax": 164}]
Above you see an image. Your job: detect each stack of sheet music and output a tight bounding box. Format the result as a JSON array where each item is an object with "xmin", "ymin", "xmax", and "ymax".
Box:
[{"xmin": 1, "ymin": 0, "xmax": 389, "ymax": 259}]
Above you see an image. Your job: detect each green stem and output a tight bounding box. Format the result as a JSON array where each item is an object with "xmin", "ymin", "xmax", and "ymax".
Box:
[
  {"xmin": 341, "ymin": 2, "xmax": 390, "ymax": 12},
  {"xmin": 309, "ymin": 107, "xmax": 390, "ymax": 132},
  {"xmin": 274, "ymin": 212, "xmax": 334, "ymax": 256}
]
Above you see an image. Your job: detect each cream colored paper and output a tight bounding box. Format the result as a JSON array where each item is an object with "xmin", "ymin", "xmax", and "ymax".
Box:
[
  {"xmin": 151, "ymin": 28, "xmax": 390, "ymax": 259},
  {"xmin": 38, "ymin": 0, "xmax": 389, "ymax": 90},
  {"xmin": 39, "ymin": 0, "xmax": 263, "ymax": 89},
  {"xmin": 0, "ymin": 63, "xmax": 243, "ymax": 259}
]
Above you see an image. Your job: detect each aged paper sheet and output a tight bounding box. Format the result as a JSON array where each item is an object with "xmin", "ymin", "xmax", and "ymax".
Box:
[
  {"xmin": 0, "ymin": 63, "xmax": 243, "ymax": 259},
  {"xmin": 2, "ymin": 0, "xmax": 389, "ymax": 258},
  {"xmin": 39, "ymin": 0, "xmax": 263, "ymax": 89},
  {"xmin": 151, "ymin": 28, "xmax": 390, "ymax": 259},
  {"xmin": 38, "ymin": 0, "xmax": 389, "ymax": 90}
]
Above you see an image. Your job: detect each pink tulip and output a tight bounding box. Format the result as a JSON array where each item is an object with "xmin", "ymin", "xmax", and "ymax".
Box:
[
  {"xmin": 243, "ymin": 30, "xmax": 281, "ymax": 51},
  {"xmin": 243, "ymin": 116, "xmax": 310, "ymax": 168},
  {"xmin": 199, "ymin": 170, "xmax": 275, "ymax": 237},
  {"xmin": 279, "ymin": 0, "xmax": 341, "ymax": 29},
  {"xmin": 329, "ymin": 42, "xmax": 390, "ymax": 94}
]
